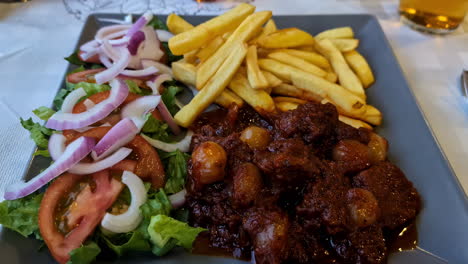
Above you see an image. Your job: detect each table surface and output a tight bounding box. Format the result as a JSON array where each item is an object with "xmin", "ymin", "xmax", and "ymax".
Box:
[{"xmin": 1, "ymin": 0, "xmax": 467, "ymax": 197}]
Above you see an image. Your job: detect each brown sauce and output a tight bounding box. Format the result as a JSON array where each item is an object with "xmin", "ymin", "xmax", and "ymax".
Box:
[
  {"xmin": 387, "ymin": 222, "xmax": 418, "ymax": 253},
  {"xmin": 192, "ymin": 232, "xmax": 251, "ymax": 261}
]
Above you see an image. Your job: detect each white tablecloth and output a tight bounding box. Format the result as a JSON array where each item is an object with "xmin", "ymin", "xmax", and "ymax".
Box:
[{"xmin": 1, "ymin": 0, "xmax": 467, "ymax": 196}]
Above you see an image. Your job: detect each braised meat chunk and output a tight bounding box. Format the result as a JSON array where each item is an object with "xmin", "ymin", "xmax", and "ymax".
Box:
[
  {"xmin": 186, "ymin": 103, "xmax": 421, "ymax": 264},
  {"xmin": 353, "ymin": 162, "xmax": 421, "ymax": 230}
]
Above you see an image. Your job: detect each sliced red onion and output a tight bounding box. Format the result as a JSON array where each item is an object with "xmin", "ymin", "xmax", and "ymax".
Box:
[
  {"xmin": 95, "ymin": 25, "xmax": 130, "ymax": 43},
  {"xmin": 108, "ymin": 36, "xmax": 130, "ymax": 46},
  {"xmin": 74, "ymin": 122, "xmax": 111, "ymax": 133},
  {"xmin": 168, "ymin": 189, "xmax": 186, "ymax": 208},
  {"xmin": 95, "ymin": 48, "xmax": 131, "ymax": 84},
  {"xmin": 141, "ymin": 60, "xmax": 172, "ymax": 76},
  {"xmin": 121, "ymin": 66, "xmax": 158, "ymax": 78},
  {"xmin": 140, "ymin": 27, "xmax": 164, "ymax": 61},
  {"xmin": 61, "ymin": 88, "xmax": 86, "ymax": 113},
  {"xmin": 126, "ymin": 12, "xmax": 153, "ymax": 38},
  {"xmin": 91, "ymin": 118, "xmax": 138, "ymax": 160},
  {"xmin": 46, "ymin": 79, "xmax": 129, "ymax": 130},
  {"xmin": 4, "ymin": 136, "xmax": 95, "ymax": 200},
  {"xmin": 155, "ymin": 29, "xmax": 174, "ymax": 42},
  {"xmin": 83, "ymin": 99, "xmax": 96, "ymax": 110},
  {"xmin": 101, "ymin": 40, "xmax": 121, "ymax": 61},
  {"xmin": 157, "ymin": 101, "xmax": 181, "ymax": 135},
  {"xmin": 48, "ymin": 133, "xmax": 67, "ymax": 161},
  {"xmin": 99, "ymin": 53, "xmax": 113, "ymax": 68},
  {"xmin": 79, "ymin": 49, "xmax": 99, "ymax": 61},
  {"xmin": 146, "ymin": 73, "xmax": 172, "ymax": 95},
  {"xmin": 128, "ymin": 31, "xmax": 145, "ymax": 55},
  {"xmin": 141, "ymin": 130, "xmax": 193, "ymax": 152},
  {"xmin": 121, "ymin": 95, "xmax": 161, "ymax": 129},
  {"xmin": 69, "ymin": 147, "xmax": 132, "ymax": 174},
  {"xmin": 80, "ymin": 39, "xmax": 100, "ymax": 53}
]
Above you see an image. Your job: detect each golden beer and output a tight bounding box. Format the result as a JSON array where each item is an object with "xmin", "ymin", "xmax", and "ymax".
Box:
[{"xmin": 399, "ymin": 0, "xmax": 468, "ymax": 33}]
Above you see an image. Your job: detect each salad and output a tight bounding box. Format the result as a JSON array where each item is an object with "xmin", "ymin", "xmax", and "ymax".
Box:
[{"xmin": 0, "ymin": 13, "xmax": 203, "ymax": 264}]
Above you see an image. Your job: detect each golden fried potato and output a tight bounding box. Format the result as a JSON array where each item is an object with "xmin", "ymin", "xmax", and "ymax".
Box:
[
  {"xmin": 167, "ymin": 14, "xmax": 194, "ymax": 35},
  {"xmin": 362, "ymin": 105, "xmax": 382, "ymax": 126},
  {"xmin": 326, "ymin": 72, "xmax": 338, "ymax": 83},
  {"xmin": 196, "ymin": 11, "xmax": 273, "ymax": 89},
  {"xmin": 315, "ymin": 39, "xmax": 365, "ymax": 100},
  {"xmin": 174, "ymin": 43, "xmax": 247, "ymax": 127},
  {"xmin": 262, "ymin": 70, "xmax": 282, "ymax": 87},
  {"xmin": 258, "ymin": 58, "xmax": 300, "ymax": 82},
  {"xmin": 184, "ymin": 49, "xmax": 199, "ymax": 64},
  {"xmin": 257, "ymin": 47, "xmax": 273, "ymax": 58},
  {"xmin": 278, "ymin": 49, "xmax": 330, "ymax": 69},
  {"xmin": 215, "ymin": 89, "xmax": 244, "ymax": 108},
  {"xmin": 315, "ymin": 27, "xmax": 354, "ymax": 40},
  {"xmin": 276, "ymin": 101, "xmax": 299, "ymax": 112},
  {"xmin": 250, "ymin": 19, "xmax": 277, "ymax": 44},
  {"xmin": 296, "ymin": 45, "xmax": 315, "ymax": 52},
  {"xmin": 229, "ymin": 71, "xmax": 275, "ymax": 113},
  {"xmin": 197, "ymin": 36, "xmax": 225, "ymax": 62},
  {"xmin": 329, "ymin": 38, "xmax": 359, "ymax": 52},
  {"xmin": 268, "ymin": 51, "xmax": 328, "ymax": 78},
  {"xmin": 246, "ymin": 46, "xmax": 269, "ymax": 89},
  {"xmin": 273, "ymin": 96, "xmax": 307, "ymax": 105},
  {"xmin": 258, "ymin": 28, "xmax": 315, "ymax": 49},
  {"xmin": 339, "ymin": 115, "xmax": 373, "ymax": 130},
  {"xmin": 169, "ymin": 3, "xmax": 255, "ymax": 55},
  {"xmin": 272, "ymin": 83, "xmax": 304, "ymax": 98},
  {"xmin": 344, "ymin": 50, "xmax": 375, "ymax": 88}
]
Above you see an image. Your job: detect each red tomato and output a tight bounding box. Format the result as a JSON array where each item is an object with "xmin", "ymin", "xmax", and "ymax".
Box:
[
  {"xmin": 78, "ymin": 50, "xmax": 101, "ymax": 64},
  {"xmin": 67, "ymin": 68, "xmax": 104, "ymax": 84},
  {"xmin": 64, "ymin": 127, "xmax": 165, "ymax": 188},
  {"xmin": 110, "ymin": 159, "xmax": 137, "ymax": 172},
  {"xmin": 38, "ymin": 171, "xmax": 123, "ymax": 264},
  {"xmin": 72, "ymin": 91, "xmax": 142, "ymax": 114}
]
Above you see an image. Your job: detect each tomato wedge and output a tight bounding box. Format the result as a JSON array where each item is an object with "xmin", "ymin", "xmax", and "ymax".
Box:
[
  {"xmin": 78, "ymin": 50, "xmax": 101, "ymax": 64},
  {"xmin": 72, "ymin": 91, "xmax": 142, "ymax": 114},
  {"xmin": 67, "ymin": 68, "xmax": 104, "ymax": 84},
  {"xmin": 38, "ymin": 171, "xmax": 123, "ymax": 264},
  {"xmin": 64, "ymin": 127, "xmax": 165, "ymax": 189}
]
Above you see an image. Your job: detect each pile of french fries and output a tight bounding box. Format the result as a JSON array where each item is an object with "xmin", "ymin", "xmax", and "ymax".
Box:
[{"xmin": 167, "ymin": 3, "xmax": 381, "ymax": 130}]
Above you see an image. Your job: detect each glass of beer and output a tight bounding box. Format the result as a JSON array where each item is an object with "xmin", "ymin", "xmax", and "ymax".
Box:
[{"xmin": 399, "ymin": 0, "xmax": 468, "ymax": 34}]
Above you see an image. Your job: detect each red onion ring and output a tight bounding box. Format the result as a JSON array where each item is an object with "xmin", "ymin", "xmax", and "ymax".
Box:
[
  {"xmin": 48, "ymin": 133, "xmax": 67, "ymax": 161},
  {"xmin": 4, "ymin": 136, "xmax": 95, "ymax": 200},
  {"xmin": 80, "ymin": 39, "xmax": 100, "ymax": 53},
  {"xmin": 46, "ymin": 79, "xmax": 129, "ymax": 130},
  {"xmin": 69, "ymin": 147, "xmax": 133, "ymax": 174},
  {"xmin": 126, "ymin": 12, "xmax": 153, "ymax": 38},
  {"xmin": 128, "ymin": 31, "xmax": 145, "ymax": 55},
  {"xmin": 95, "ymin": 48, "xmax": 131, "ymax": 84},
  {"xmin": 141, "ymin": 130, "xmax": 193, "ymax": 153},
  {"xmin": 121, "ymin": 95, "xmax": 161, "ymax": 129},
  {"xmin": 157, "ymin": 102, "xmax": 181, "ymax": 135},
  {"xmin": 91, "ymin": 118, "xmax": 139, "ymax": 160},
  {"xmin": 141, "ymin": 60, "xmax": 173, "ymax": 76},
  {"xmin": 155, "ymin": 29, "xmax": 174, "ymax": 42},
  {"xmin": 95, "ymin": 25, "xmax": 130, "ymax": 43},
  {"xmin": 168, "ymin": 189, "xmax": 186, "ymax": 208},
  {"xmin": 146, "ymin": 73, "xmax": 172, "ymax": 95},
  {"xmin": 61, "ymin": 88, "xmax": 87, "ymax": 113},
  {"xmin": 121, "ymin": 66, "xmax": 159, "ymax": 78}
]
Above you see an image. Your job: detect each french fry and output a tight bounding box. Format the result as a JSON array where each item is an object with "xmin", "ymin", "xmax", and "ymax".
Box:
[
  {"xmin": 246, "ymin": 46, "xmax": 269, "ymax": 89},
  {"xmin": 268, "ymin": 51, "xmax": 328, "ymax": 78},
  {"xmin": 315, "ymin": 39, "xmax": 365, "ymax": 100},
  {"xmin": 272, "ymin": 83, "xmax": 304, "ymax": 98},
  {"xmin": 339, "ymin": 115, "xmax": 373, "ymax": 130},
  {"xmin": 258, "ymin": 28, "xmax": 315, "ymax": 49},
  {"xmin": 262, "ymin": 70, "xmax": 282, "ymax": 87},
  {"xmin": 315, "ymin": 27, "xmax": 354, "ymax": 40},
  {"xmin": 251, "ymin": 19, "xmax": 278, "ymax": 44},
  {"xmin": 196, "ymin": 36, "xmax": 225, "ymax": 62},
  {"xmin": 172, "ymin": 60, "xmax": 245, "ymax": 107},
  {"xmin": 229, "ymin": 72, "xmax": 275, "ymax": 113},
  {"xmin": 278, "ymin": 49, "xmax": 330, "ymax": 69},
  {"xmin": 326, "ymin": 72, "xmax": 338, "ymax": 83},
  {"xmin": 273, "ymin": 96, "xmax": 307, "ymax": 105},
  {"xmin": 276, "ymin": 101, "xmax": 299, "ymax": 112},
  {"xmin": 167, "ymin": 13, "xmax": 194, "ymax": 34},
  {"xmin": 302, "ymin": 91, "xmax": 324, "ymax": 102},
  {"xmin": 290, "ymin": 70, "xmax": 365, "ymax": 114},
  {"xmin": 197, "ymin": 11, "xmax": 272, "ymax": 89},
  {"xmin": 257, "ymin": 47, "xmax": 273, "ymax": 58},
  {"xmin": 296, "ymin": 45, "xmax": 315, "ymax": 52},
  {"xmin": 362, "ymin": 105, "xmax": 382, "ymax": 126},
  {"xmin": 175, "ymin": 43, "xmax": 247, "ymax": 127},
  {"xmin": 184, "ymin": 49, "xmax": 199, "ymax": 64},
  {"xmin": 215, "ymin": 89, "xmax": 244, "ymax": 108},
  {"xmin": 169, "ymin": 3, "xmax": 255, "ymax": 55},
  {"xmin": 344, "ymin": 50, "xmax": 375, "ymax": 88},
  {"xmin": 329, "ymin": 38, "xmax": 359, "ymax": 52},
  {"xmin": 258, "ymin": 58, "xmax": 301, "ymax": 82}
]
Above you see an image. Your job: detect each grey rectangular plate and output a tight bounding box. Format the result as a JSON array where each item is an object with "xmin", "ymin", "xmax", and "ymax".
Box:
[{"xmin": 1, "ymin": 14, "xmax": 467, "ymax": 264}]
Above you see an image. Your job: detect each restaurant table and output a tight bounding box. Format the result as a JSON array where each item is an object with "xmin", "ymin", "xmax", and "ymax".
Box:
[{"xmin": 1, "ymin": 0, "xmax": 467, "ymax": 198}]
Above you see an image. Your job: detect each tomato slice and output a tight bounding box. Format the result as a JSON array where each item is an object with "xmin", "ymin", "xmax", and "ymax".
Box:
[
  {"xmin": 38, "ymin": 171, "xmax": 123, "ymax": 264},
  {"xmin": 72, "ymin": 91, "xmax": 142, "ymax": 114},
  {"xmin": 78, "ymin": 50, "xmax": 101, "ymax": 64},
  {"xmin": 67, "ymin": 68, "xmax": 104, "ymax": 84},
  {"xmin": 110, "ymin": 159, "xmax": 137, "ymax": 172},
  {"xmin": 64, "ymin": 127, "xmax": 165, "ymax": 189}
]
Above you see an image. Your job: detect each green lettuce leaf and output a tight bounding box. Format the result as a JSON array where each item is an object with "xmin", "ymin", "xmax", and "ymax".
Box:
[
  {"xmin": 65, "ymin": 51, "xmax": 103, "ymax": 69},
  {"xmin": 20, "ymin": 118, "xmax": 54, "ymax": 149},
  {"xmin": 72, "ymin": 82, "xmax": 111, "ymax": 98},
  {"xmin": 138, "ymin": 189, "xmax": 172, "ymax": 238},
  {"xmin": 67, "ymin": 242, "xmax": 101, "ymax": 264},
  {"xmin": 161, "ymin": 42, "xmax": 183, "ymax": 64},
  {"xmin": 0, "ymin": 192, "xmax": 43, "ymax": 239},
  {"xmin": 147, "ymin": 215, "xmax": 205, "ymax": 250},
  {"xmin": 161, "ymin": 84, "xmax": 184, "ymax": 116},
  {"xmin": 148, "ymin": 16, "xmax": 169, "ymax": 31},
  {"xmin": 125, "ymin": 80, "xmax": 152, "ymax": 96},
  {"xmin": 32, "ymin": 106, "xmax": 55, "ymax": 121},
  {"xmin": 99, "ymin": 230, "xmax": 151, "ymax": 257},
  {"xmin": 33, "ymin": 149, "xmax": 50, "ymax": 158},
  {"xmin": 141, "ymin": 114, "xmax": 171, "ymax": 142},
  {"xmin": 160, "ymin": 150, "xmax": 190, "ymax": 194}
]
